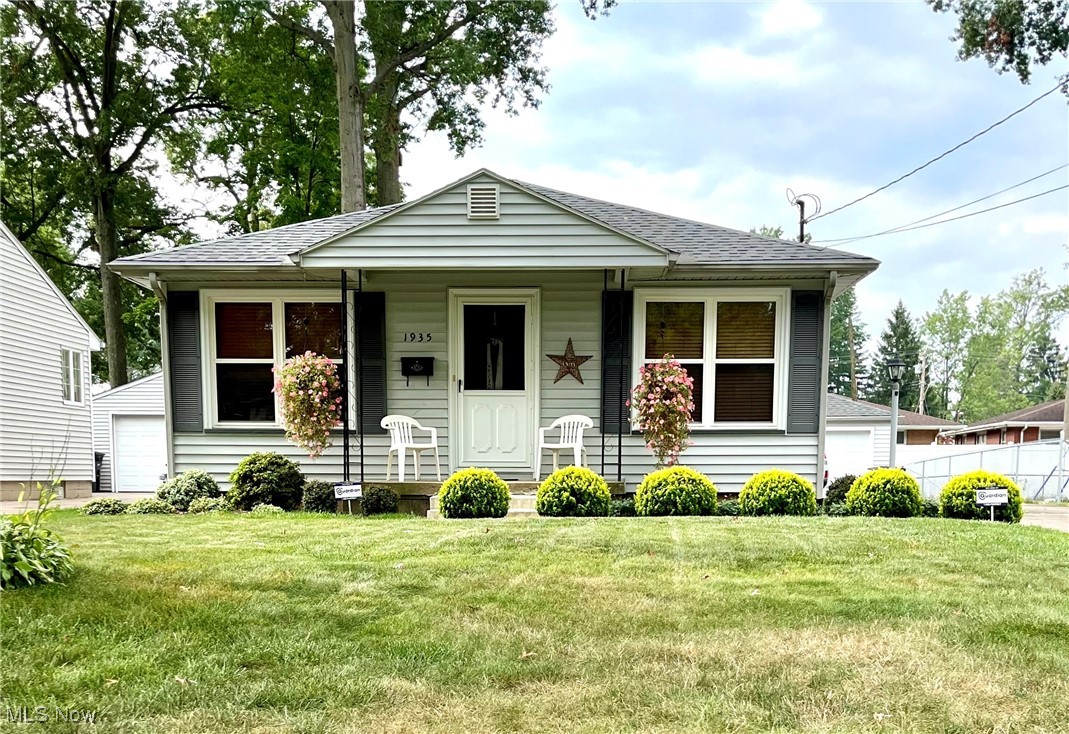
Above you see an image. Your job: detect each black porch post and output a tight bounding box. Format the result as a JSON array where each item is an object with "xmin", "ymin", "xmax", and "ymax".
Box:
[
  {"xmin": 357, "ymin": 268, "xmax": 365, "ymax": 483},
  {"xmin": 341, "ymin": 270, "xmax": 350, "ymax": 482},
  {"xmin": 600, "ymin": 269, "xmax": 607, "ymax": 475},
  {"xmin": 617, "ymin": 268, "xmax": 625, "ymax": 483}
]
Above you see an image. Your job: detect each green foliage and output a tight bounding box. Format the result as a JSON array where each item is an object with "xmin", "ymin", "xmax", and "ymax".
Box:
[
  {"xmin": 821, "ymin": 502, "xmax": 851, "ymax": 517},
  {"xmin": 825, "ymin": 474, "xmax": 858, "ymax": 504},
  {"xmin": 635, "ymin": 466, "xmax": 718, "ymax": 517},
  {"xmin": 920, "ymin": 499, "xmax": 941, "ymax": 518},
  {"xmin": 156, "ymin": 469, "xmax": 221, "ymax": 512},
  {"xmin": 940, "ymin": 470, "xmax": 1023, "ymax": 523},
  {"xmin": 82, "ymin": 498, "xmax": 128, "ymax": 516},
  {"xmin": 845, "ymin": 468, "xmax": 923, "ymax": 518},
  {"xmin": 536, "ymin": 467, "xmax": 611, "ymax": 517},
  {"xmin": 437, "ymin": 468, "xmax": 510, "ymax": 519},
  {"xmin": 362, "ymin": 485, "xmax": 399, "ymax": 515},
  {"xmin": 739, "ymin": 470, "xmax": 816, "ymax": 516},
  {"xmin": 866, "ymin": 300, "xmax": 922, "ymax": 411},
  {"xmin": 716, "ymin": 499, "xmax": 741, "ymax": 517},
  {"xmin": 829, "ymin": 289, "xmax": 869, "ymax": 398},
  {"xmin": 126, "ymin": 498, "xmax": 178, "ymax": 515},
  {"xmin": 250, "ymin": 503, "xmax": 285, "ymax": 515},
  {"xmin": 0, "ymin": 486, "xmax": 74, "ymax": 589},
  {"xmin": 188, "ymin": 497, "xmax": 229, "ymax": 514},
  {"xmin": 609, "ymin": 496, "xmax": 636, "ymax": 517},
  {"xmin": 227, "ymin": 453, "xmax": 304, "ymax": 511},
  {"xmin": 301, "ymin": 481, "xmax": 338, "ymax": 514}
]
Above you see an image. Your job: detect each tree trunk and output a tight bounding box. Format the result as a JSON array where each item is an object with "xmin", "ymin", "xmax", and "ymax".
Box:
[
  {"xmin": 372, "ymin": 89, "xmax": 403, "ymax": 205},
  {"xmin": 364, "ymin": 0, "xmax": 405, "ymax": 205},
  {"xmin": 323, "ymin": 1, "xmax": 365, "ymax": 213},
  {"xmin": 93, "ymin": 184, "xmax": 128, "ymax": 387}
]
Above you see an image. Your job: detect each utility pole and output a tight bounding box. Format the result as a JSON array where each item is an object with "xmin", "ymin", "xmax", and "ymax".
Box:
[{"xmin": 917, "ymin": 354, "xmax": 927, "ymax": 416}]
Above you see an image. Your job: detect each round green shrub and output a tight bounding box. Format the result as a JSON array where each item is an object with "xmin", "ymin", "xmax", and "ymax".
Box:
[
  {"xmin": 188, "ymin": 497, "xmax": 229, "ymax": 514},
  {"xmin": 156, "ymin": 469, "xmax": 221, "ymax": 512},
  {"xmin": 536, "ymin": 466, "xmax": 611, "ymax": 517},
  {"xmin": 939, "ymin": 470, "xmax": 1023, "ymax": 523},
  {"xmin": 635, "ymin": 466, "xmax": 718, "ymax": 516},
  {"xmin": 437, "ymin": 468, "xmax": 510, "ymax": 519},
  {"xmin": 82, "ymin": 497, "xmax": 128, "ymax": 515},
  {"xmin": 227, "ymin": 453, "xmax": 304, "ymax": 511},
  {"xmin": 250, "ymin": 503, "xmax": 285, "ymax": 515},
  {"xmin": 609, "ymin": 496, "xmax": 637, "ymax": 517},
  {"xmin": 738, "ymin": 470, "xmax": 816, "ymax": 516},
  {"xmin": 302, "ymin": 480, "xmax": 338, "ymax": 513},
  {"xmin": 845, "ymin": 468, "xmax": 923, "ymax": 518},
  {"xmin": 362, "ymin": 484, "xmax": 399, "ymax": 515},
  {"xmin": 825, "ymin": 474, "xmax": 858, "ymax": 504},
  {"xmin": 127, "ymin": 498, "xmax": 178, "ymax": 515}
]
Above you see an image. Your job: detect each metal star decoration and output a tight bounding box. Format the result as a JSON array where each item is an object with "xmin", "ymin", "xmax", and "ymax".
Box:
[{"xmin": 547, "ymin": 338, "xmax": 592, "ymax": 384}]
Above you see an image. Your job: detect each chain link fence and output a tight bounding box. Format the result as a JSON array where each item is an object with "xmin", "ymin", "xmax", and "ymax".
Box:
[{"xmin": 904, "ymin": 440, "xmax": 1068, "ymax": 501}]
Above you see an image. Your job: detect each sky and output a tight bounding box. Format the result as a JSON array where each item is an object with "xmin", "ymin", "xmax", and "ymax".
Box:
[{"xmin": 377, "ymin": 0, "xmax": 1069, "ymax": 349}]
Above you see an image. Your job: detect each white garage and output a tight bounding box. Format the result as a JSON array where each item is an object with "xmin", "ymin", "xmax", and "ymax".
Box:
[
  {"xmin": 92, "ymin": 374, "xmax": 167, "ymax": 492},
  {"xmin": 825, "ymin": 394, "xmax": 891, "ymax": 482}
]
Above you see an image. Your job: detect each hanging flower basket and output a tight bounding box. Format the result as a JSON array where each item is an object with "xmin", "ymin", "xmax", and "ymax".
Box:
[
  {"xmin": 628, "ymin": 355, "xmax": 694, "ymax": 467},
  {"xmin": 273, "ymin": 351, "xmax": 343, "ymax": 458}
]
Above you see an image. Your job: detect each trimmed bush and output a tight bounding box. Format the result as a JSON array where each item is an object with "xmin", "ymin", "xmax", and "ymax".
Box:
[
  {"xmin": 188, "ymin": 497, "xmax": 228, "ymax": 514},
  {"xmin": 227, "ymin": 453, "xmax": 304, "ymax": 511},
  {"xmin": 738, "ymin": 470, "xmax": 816, "ymax": 516},
  {"xmin": 536, "ymin": 467, "xmax": 611, "ymax": 517},
  {"xmin": 845, "ymin": 468, "xmax": 923, "ymax": 518},
  {"xmin": 940, "ymin": 470, "xmax": 1023, "ymax": 523},
  {"xmin": 635, "ymin": 466, "xmax": 718, "ymax": 516},
  {"xmin": 1, "ymin": 488, "xmax": 73, "ymax": 590},
  {"xmin": 362, "ymin": 484, "xmax": 399, "ymax": 515},
  {"xmin": 825, "ymin": 474, "xmax": 858, "ymax": 504},
  {"xmin": 82, "ymin": 497, "xmax": 128, "ymax": 516},
  {"xmin": 920, "ymin": 499, "xmax": 940, "ymax": 518},
  {"xmin": 437, "ymin": 468, "xmax": 510, "ymax": 519},
  {"xmin": 127, "ymin": 498, "xmax": 178, "ymax": 515},
  {"xmin": 302, "ymin": 480, "xmax": 338, "ymax": 513},
  {"xmin": 250, "ymin": 503, "xmax": 285, "ymax": 515},
  {"xmin": 716, "ymin": 499, "xmax": 741, "ymax": 517},
  {"xmin": 155, "ymin": 469, "xmax": 221, "ymax": 512},
  {"xmin": 821, "ymin": 501, "xmax": 850, "ymax": 517},
  {"xmin": 609, "ymin": 496, "xmax": 637, "ymax": 517}
]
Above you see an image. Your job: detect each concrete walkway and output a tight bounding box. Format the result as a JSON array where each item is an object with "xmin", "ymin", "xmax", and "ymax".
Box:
[
  {"xmin": 1022, "ymin": 504, "xmax": 1069, "ymax": 533},
  {"xmin": 0, "ymin": 492, "xmax": 156, "ymax": 514}
]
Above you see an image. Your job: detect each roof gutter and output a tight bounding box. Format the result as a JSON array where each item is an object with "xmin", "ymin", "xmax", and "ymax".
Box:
[{"xmin": 148, "ymin": 272, "xmax": 166, "ymax": 305}]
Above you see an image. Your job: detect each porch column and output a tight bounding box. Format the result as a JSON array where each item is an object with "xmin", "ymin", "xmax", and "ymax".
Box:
[{"xmin": 341, "ymin": 270, "xmax": 350, "ymax": 482}]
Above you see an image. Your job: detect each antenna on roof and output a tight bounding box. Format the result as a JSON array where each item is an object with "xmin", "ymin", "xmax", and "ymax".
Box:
[{"xmin": 786, "ymin": 189, "xmax": 821, "ymax": 243}]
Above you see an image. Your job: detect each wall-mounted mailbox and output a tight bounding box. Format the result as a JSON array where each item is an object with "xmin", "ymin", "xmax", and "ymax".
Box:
[{"xmin": 400, "ymin": 357, "xmax": 434, "ymax": 386}]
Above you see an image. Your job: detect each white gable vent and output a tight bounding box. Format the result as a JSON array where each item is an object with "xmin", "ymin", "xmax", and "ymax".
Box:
[{"xmin": 467, "ymin": 184, "xmax": 500, "ymax": 220}]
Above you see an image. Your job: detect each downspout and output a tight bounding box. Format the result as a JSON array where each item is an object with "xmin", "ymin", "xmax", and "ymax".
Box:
[
  {"xmin": 816, "ymin": 271, "xmax": 837, "ymax": 498},
  {"xmin": 341, "ymin": 270, "xmax": 350, "ymax": 483},
  {"xmin": 600, "ymin": 269, "xmax": 607, "ymax": 475},
  {"xmin": 149, "ymin": 273, "xmax": 176, "ymax": 482},
  {"xmin": 617, "ymin": 268, "xmax": 626, "ymax": 484}
]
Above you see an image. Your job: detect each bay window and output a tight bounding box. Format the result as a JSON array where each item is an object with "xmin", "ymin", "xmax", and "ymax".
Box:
[{"xmin": 635, "ymin": 289, "xmax": 787, "ymax": 428}]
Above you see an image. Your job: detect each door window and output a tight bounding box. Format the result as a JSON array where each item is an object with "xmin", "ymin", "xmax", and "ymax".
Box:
[{"xmin": 463, "ymin": 304, "xmax": 526, "ymax": 391}]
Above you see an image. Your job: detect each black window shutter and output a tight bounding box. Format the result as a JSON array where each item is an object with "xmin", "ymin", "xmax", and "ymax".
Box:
[
  {"xmin": 167, "ymin": 292, "xmax": 203, "ymax": 432},
  {"xmin": 601, "ymin": 290, "xmax": 633, "ymax": 435},
  {"xmin": 787, "ymin": 290, "xmax": 824, "ymax": 434},
  {"xmin": 354, "ymin": 291, "xmax": 387, "ymax": 434}
]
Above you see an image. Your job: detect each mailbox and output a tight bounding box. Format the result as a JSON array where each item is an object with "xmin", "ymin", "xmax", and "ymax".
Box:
[{"xmin": 400, "ymin": 357, "xmax": 434, "ymax": 386}]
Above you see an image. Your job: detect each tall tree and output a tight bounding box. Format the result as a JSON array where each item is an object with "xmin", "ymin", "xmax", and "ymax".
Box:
[
  {"xmin": 2, "ymin": 0, "xmax": 220, "ymax": 386},
  {"xmin": 866, "ymin": 301, "xmax": 923, "ymax": 411},
  {"xmin": 829, "ymin": 288, "xmax": 869, "ymax": 399},
  {"xmin": 922, "ymin": 289, "xmax": 973, "ymax": 420}
]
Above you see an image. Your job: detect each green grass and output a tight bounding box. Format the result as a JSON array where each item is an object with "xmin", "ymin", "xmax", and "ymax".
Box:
[{"xmin": 2, "ymin": 512, "xmax": 1068, "ymax": 733}]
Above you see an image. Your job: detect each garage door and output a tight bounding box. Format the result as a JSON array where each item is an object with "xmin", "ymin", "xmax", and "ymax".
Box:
[
  {"xmin": 113, "ymin": 415, "xmax": 167, "ymax": 493},
  {"xmin": 825, "ymin": 429, "xmax": 874, "ymax": 480}
]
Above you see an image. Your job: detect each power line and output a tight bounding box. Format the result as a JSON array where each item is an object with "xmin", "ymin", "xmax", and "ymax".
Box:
[
  {"xmin": 812, "ymin": 184, "xmax": 1068, "ymax": 245},
  {"xmin": 808, "ymin": 80, "xmax": 1067, "ymax": 223},
  {"xmin": 816, "ymin": 163, "xmax": 1069, "ymax": 245}
]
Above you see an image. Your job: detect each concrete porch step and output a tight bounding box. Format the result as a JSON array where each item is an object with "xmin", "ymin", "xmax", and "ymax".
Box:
[{"xmin": 427, "ymin": 493, "xmax": 539, "ymax": 518}]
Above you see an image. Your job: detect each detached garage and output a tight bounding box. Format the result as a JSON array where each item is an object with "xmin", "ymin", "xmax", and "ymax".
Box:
[
  {"xmin": 825, "ymin": 393, "xmax": 890, "ymax": 482},
  {"xmin": 92, "ymin": 373, "xmax": 166, "ymax": 493}
]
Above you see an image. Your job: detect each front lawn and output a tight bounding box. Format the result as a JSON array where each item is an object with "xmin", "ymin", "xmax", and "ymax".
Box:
[{"xmin": 2, "ymin": 513, "xmax": 1067, "ymax": 733}]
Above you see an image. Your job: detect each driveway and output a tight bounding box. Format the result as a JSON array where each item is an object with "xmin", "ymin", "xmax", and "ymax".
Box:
[
  {"xmin": 1022, "ymin": 503, "xmax": 1069, "ymax": 533},
  {"xmin": 0, "ymin": 492, "xmax": 157, "ymax": 515}
]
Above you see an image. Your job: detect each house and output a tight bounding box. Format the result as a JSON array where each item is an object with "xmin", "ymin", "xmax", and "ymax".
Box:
[
  {"xmin": 109, "ymin": 169, "xmax": 879, "ymax": 495},
  {"xmin": 91, "ymin": 373, "xmax": 166, "ymax": 493},
  {"xmin": 942, "ymin": 399, "xmax": 1065, "ymax": 446},
  {"xmin": 825, "ymin": 393, "xmax": 963, "ymax": 478},
  {"xmin": 0, "ymin": 221, "xmax": 102, "ymax": 499}
]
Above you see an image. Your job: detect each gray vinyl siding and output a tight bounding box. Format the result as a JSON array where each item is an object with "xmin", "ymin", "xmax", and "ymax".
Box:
[
  {"xmin": 299, "ymin": 174, "xmax": 668, "ymax": 270},
  {"xmin": 91, "ymin": 374, "xmax": 165, "ymax": 492},
  {"xmin": 171, "ymin": 272, "xmax": 822, "ymax": 491},
  {"xmin": 0, "ymin": 230, "xmax": 96, "ymax": 483},
  {"xmin": 873, "ymin": 424, "xmax": 891, "ymax": 467}
]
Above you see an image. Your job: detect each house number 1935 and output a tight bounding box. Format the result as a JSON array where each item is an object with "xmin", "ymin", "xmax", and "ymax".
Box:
[{"xmin": 403, "ymin": 332, "xmax": 432, "ymax": 342}]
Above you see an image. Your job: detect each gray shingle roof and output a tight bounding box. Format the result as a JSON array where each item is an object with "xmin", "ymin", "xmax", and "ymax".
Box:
[
  {"xmin": 111, "ymin": 172, "xmax": 878, "ymax": 269},
  {"xmin": 827, "ymin": 393, "xmax": 963, "ymax": 427},
  {"xmin": 956, "ymin": 398, "xmax": 1065, "ymax": 430}
]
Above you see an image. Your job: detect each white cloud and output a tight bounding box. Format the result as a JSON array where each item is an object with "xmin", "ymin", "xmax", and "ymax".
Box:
[{"xmin": 754, "ymin": 0, "xmax": 823, "ymax": 38}]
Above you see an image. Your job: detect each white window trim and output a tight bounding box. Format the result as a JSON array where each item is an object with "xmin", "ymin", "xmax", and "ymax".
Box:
[
  {"xmin": 200, "ymin": 289, "xmax": 354, "ymax": 430},
  {"xmin": 632, "ymin": 287, "xmax": 790, "ymax": 430},
  {"xmin": 60, "ymin": 346, "xmax": 84, "ymax": 406}
]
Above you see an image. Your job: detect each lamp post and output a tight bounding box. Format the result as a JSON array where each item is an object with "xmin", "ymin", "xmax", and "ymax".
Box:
[{"xmin": 886, "ymin": 356, "xmax": 906, "ymax": 467}]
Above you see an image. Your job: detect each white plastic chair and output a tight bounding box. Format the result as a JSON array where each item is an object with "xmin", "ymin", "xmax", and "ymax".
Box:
[
  {"xmin": 381, "ymin": 415, "xmax": 441, "ymax": 482},
  {"xmin": 534, "ymin": 414, "xmax": 593, "ymax": 480}
]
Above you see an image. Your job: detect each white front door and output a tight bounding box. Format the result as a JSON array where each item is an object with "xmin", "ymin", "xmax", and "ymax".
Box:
[
  {"xmin": 449, "ymin": 289, "xmax": 540, "ymax": 471},
  {"xmin": 113, "ymin": 415, "xmax": 168, "ymax": 492}
]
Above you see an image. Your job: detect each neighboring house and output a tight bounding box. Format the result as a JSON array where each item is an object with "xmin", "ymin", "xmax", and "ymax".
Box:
[
  {"xmin": 109, "ymin": 169, "xmax": 879, "ymax": 494},
  {"xmin": 0, "ymin": 221, "xmax": 102, "ymax": 499},
  {"xmin": 826, "ymin": 393, "xmax": 963, "ymax": 478},
  {"xmin": 91, "ymin": 373, "xmax": 166, "ymax": 493},
  {"xmin": 943, "ymin": 399, "xmax": 1065, "ymax": 446}
]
